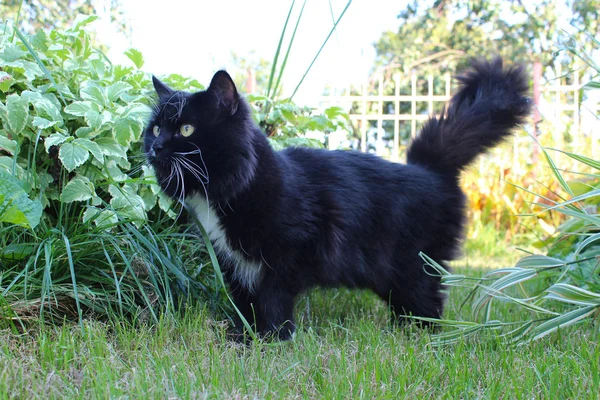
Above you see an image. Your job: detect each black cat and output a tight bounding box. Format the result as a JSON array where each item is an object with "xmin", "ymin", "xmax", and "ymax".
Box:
[{"xmin": 144, "ymin": 58, "xmax": 530, "ymax": 340}]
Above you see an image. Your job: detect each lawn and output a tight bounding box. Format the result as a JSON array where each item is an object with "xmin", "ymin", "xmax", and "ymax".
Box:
[{"xmin": 2, "ymin": 265, "xmax": 598, "ymax": 399}]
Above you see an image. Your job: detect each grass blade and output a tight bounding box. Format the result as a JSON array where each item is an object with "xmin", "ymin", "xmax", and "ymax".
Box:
[
  {"xmin": 547, "ymin": 147, "xmax": 600, "ymax": 171},
  {"xmin": 541, "ymin": 147, "xmax": 574, "ymax": 197},
  {"xmin": 272, "ymin": 0, "xmax": 308, "ymax": 98},
  {"xmin": 186, "ymin": 206, "xmax": 257, "ymax": 341},
  {"xmin": 544, "ymin": 283, "xmax": 600, "ymax": 306},
  {"xmin": 290, "ymin": 0, "xmax": 352, "ymax": 99},
  {"xmin": 58, "ymin": 230, "xmax": 83, "ymax": 326},
  {"xmin": 266, "ymin": 0, "xmax": 296, "ymax": 98},
  {"xmin": 528, "ymin": 306, "xmax": 596, "ymax": 341}
]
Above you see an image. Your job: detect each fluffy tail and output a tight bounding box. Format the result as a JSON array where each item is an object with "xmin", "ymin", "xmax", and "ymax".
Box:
[{"xmin": 407, "ymin": 57, "xmax": 531, "ymax": 175}]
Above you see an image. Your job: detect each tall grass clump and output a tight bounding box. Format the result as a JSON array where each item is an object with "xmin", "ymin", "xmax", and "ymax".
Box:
[
  {"xmin": 424, "ymin": 35, "xmax": 600, "ymax": 343},
  {"xmin": 0, "ymin": 16, "xmax": 218, "ymax": 327}
]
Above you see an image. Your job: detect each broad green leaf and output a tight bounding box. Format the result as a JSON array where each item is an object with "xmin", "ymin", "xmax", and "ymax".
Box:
[
  {"xmin": 158, "ymin": 192, "xmax": 173, "ymax": 212},
  {"xmin": 84, "ymin": 110, "xmax": 102, "ymax": 129},
  {"xmin": 110, "ymin": 184, "xmax": 146, "ymax": 221},
  {"xmin": 122, "ymin": 104, "xmax": 152, "ymax": 120},
  {"xmin": 75, "ymin": 127, "xmax": 95, "ymax": 138},
  {"xmin": 94, "ymin": 137, "xmax": 127, "ymax": 159},
  {"xmin": 0, "ymin": 170, "xmax": 42, "ymax": 228},
  {"xmin": 2, "ymin": 60, "xmax": 44, "ymax": 81},
  {"xmin": 0, "ymin": 243, "xmax": 35, "ymax": 260},
  {"xmin": 61, "ymin": 175, "xmax": 96, "ymax": 203},
  {"xmin": 83, "ymin": 206, "xmax": 118, "ymax": 228},
  {"xmin": 32, "ymin": 116, "xmax": 59, "ymax": 129},
  {"xmin": 0, "ymin": 71, "xmax": 14, "ymax": 92},
  {"xmin": 89, "ymin": 58, "xmax": 106, "ymax": 79},
  {"xmin": 33, "ymin": 97, "xmax": 63, "ymax": 124},
  {"xmin": 105, "ymin": 160, "xmax": 127, "ymax": 182},
  {"xmin": 59, "ymin": 142, "xmax": 89, "ymax": 172},
  {"xmin": 0, "ymin": 103, "xmax": 7, "ymax": 123},
  {"xmin": 73, "ymin": 138, "xmax": 104, "ymax": 163},
  {"xmin": 140, "ymin": 187, "xmax": 157, "ymax": 210},
  {"xmin": 1, "ymin": 45, "xmax": 28, "ymax": 62},
  {"xmin": 64, "ymin": 101, "xmax": 93, "ymax": 117},
  {"xmin": 82, "ymin": 206, "xmax": 99, "ymax": 224},
  {"xmin": 44, "ymin": 133, "xmax": 69, "ymax": 152},
  {"xmin": 107, "ymin": 82, "xmax": 132, "ymax": 102},
  {"xmin": 20, "ymin": 90, "xmax": 42, "ymax": 104},
  {"xmin": 124, "ymin": 48, "xmax": 144, "ymax": 69},
  {"xmin": 113, "ymin": 117, "xmax": 142, "ymax": 146},
  {"xmin": 0, "ymin": 135, "xmax": 17, "ymax": 155},
  {"xmin": 6, "ymin": 94, "xmax": 29, "ymax": 134},
  {"xmin": 31, "ymin": 30, "xmax": 49, "ymax": 51},
  {"xmin": 81, "ymin": 83, "xmax": 108, "ymax": 107}
]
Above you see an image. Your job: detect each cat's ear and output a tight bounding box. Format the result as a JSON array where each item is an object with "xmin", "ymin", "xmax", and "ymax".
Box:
[
  {"xmin": 152, "ymin": 76, "xmax": 174, "ymax": 102},
  {"xmin": 208, "ymin": 70, "xmax": 238, "ymax": 115}
]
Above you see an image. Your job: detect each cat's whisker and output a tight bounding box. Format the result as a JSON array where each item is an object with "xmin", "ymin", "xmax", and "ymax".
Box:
[
  {"xmin": 182, "ymin": 157, "xmax": 209, "ymax": 179},
  {"xmin": 128, "ymin": 160, "xmax": 151, "ymax": 177},
  {"xmin": 178, "ymin": 157, "xmax": 209, "ymax": 183},
  {"xmin": 172, "ymin": 159, "xmax": 187, "ymax": 220},
  {"xmin": 189, "ymin": 143, "xmax": 210, "ymax": 183},
  {"xmin": 178, "ymin": 163, "xmax": 189, "ymax": 220},
  {"xmin": 173, "ymin": 150, "xmax": 201, "ymax": 156},
  {"xmin": 164, "ymin": 162, "xmax": 177, "ymax": 194},
  {"xmin": 259, "ymin": 247, "xmax": 274, "ymax": 271},
  {"xmin": 238, "ymin": 239, "xmax": 251, "ymax": 257}
]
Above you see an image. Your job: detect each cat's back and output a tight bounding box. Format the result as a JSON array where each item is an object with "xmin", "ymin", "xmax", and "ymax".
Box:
[
  {"xmin": 277, "ymin": 146, "xmax": 462, "ymax": 233},
  {"xmin": 279, "ymin": 146, "xmax": 443, "ymax": 194}
]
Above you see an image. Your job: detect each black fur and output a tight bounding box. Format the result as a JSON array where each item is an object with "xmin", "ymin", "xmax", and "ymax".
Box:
[{"xmin": 144, "ymin": 58, "xmax": 531, "ymax": 340}]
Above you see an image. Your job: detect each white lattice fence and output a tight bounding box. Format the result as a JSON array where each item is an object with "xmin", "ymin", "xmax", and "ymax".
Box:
[{"xmin": 319, "ymin": 65, "xmax": 599, "ymax": 160}]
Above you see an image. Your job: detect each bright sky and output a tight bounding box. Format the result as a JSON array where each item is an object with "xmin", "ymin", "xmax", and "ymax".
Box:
[{"xmin": 104, "ymin": 0, "xmax": 406, "ymax": 105}]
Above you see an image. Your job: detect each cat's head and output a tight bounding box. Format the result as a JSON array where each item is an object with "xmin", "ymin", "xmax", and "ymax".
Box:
[{"xmin": 144, "ymin": 70, "xmax": 258, "ymax": 202}]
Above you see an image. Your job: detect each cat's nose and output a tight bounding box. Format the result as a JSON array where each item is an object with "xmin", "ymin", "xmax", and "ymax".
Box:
[
  {"xmin": 150, "ymin": 142, "xmax": 164, "ymax": 157},
  {"xmin": 152, "ymin": 142, "xmax": 164, "ymax": 151}
]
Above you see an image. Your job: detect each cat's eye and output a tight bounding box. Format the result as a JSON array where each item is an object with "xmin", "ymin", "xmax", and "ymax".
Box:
[
  {"xmin": 180, "ymin": 124, "xmax": 195, "ymax": 137},
  {"xmin": 152, "ymin": 125, "xmax": 160, "ymax": 137}
]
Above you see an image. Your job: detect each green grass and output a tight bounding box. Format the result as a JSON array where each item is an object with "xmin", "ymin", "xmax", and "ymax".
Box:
[{"xmin": 1, "ymin": 268, "xmax": 598, "ymax": 399}]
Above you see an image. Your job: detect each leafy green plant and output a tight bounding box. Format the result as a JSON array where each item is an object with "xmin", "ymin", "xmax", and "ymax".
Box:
[
  {"xmin": 422, "ymin": 35, "xmax": 600, "ymax": 343},
  {"xmin": 249, "ymin": 95, "xmax": 351, "ymax": 150},
  {"xmin": 0, "ymin": 16, "xmax": 218, "ymax": 326},
  {"xmin": 249, "ymin": 0, "xmax": 353, "ymax": 151}
]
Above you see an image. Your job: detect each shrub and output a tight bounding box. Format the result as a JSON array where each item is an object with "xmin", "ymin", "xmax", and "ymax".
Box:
[{"xmin": 0, "ymin": 17, "xmax": 214, "ymax": 326}]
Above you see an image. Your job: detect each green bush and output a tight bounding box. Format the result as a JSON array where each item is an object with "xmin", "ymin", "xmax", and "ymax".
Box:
[{"xmin": 0, "ymin": 17, "xmax": 215, "ymax": 326}]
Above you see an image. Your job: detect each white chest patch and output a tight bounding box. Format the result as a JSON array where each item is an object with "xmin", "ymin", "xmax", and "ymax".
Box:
[{"xmin": 186, "ymin": 193, "xmax": 263, "ymax": 293}]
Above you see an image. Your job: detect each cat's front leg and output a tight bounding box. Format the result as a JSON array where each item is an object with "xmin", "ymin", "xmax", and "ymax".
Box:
[{"xmin": 255, "ymin": 273, "xmax": 297, "ymax": 341}]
